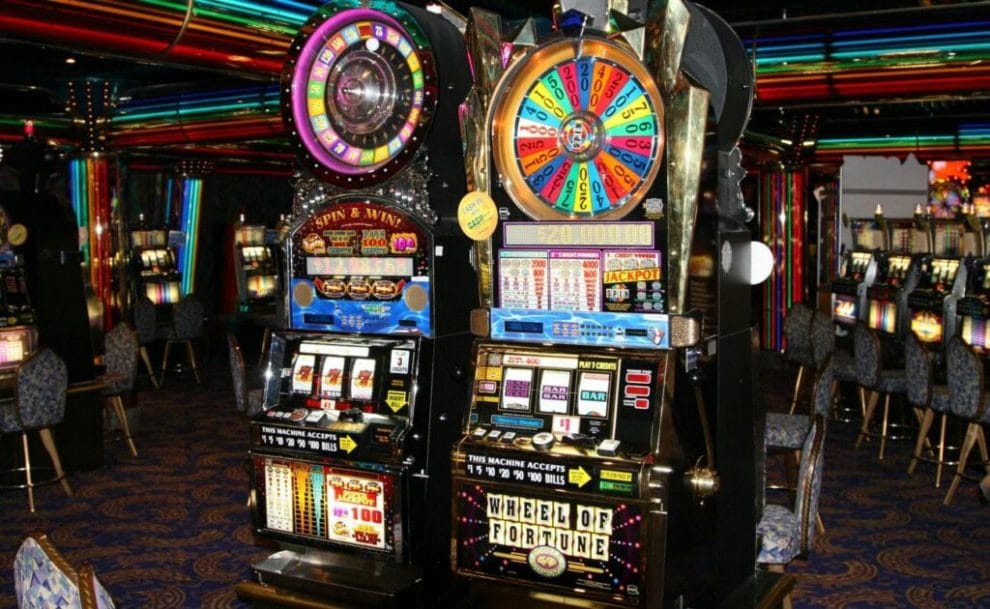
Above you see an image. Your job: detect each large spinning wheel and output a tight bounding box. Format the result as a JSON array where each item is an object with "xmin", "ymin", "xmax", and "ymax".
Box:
[
  {"xmin": 491, "ymin": 36, "xmax": 665, "ymax": 221},
  {"xmin": 283, "ymin": 4, "xmax": 438, "ymax": 187}
]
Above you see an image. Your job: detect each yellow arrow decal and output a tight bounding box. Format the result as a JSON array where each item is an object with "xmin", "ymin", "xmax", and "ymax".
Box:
[
  {"xmin": 568, "ymin": 466, "xmax": 591, "ymax": 488},
  {"xmin": 340, "ymin": 435, "xmax": 357, "ymax": 454}
]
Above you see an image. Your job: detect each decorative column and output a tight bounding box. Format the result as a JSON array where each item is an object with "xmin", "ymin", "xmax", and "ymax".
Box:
[
  {"xmin": 175, "ymin": 160, "xmax": 213, "ymax": 297},
  {"xmin": 759, "ymin": 165, "xmax": 807, "ymax": 351},
  {"xmin": 66, "ymin": 79, "xmax": 117, "ymax": 327}
]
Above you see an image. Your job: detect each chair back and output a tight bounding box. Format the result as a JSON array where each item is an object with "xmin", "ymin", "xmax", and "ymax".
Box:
[
  {"xmin": 133, "ymin": 296, "xmax": 157, "ymax": 345},
  {"xmin": 810, "ymin": 310, "xmax": 835, "ymax": 369},
  {"xmin": 13, "ymin": 530, "xmax": 80, "ymax": 609},
  {"xmin": 227, "ymin": 333, "xmax": 248, "ymax": 413},
  {"xmin": 904, "ymin": 332, "xmax": 934, "ymax": 409},
  {"xmin": 794, "ymin": 415, "xmax": 827, "ymax": 554},
  {"xmin": 947, "ymin": 335, "xmax": 985, "ymax": 421},
  {"xmin": 783, "ymin": 303, "xmax": 814, "ymax": 366},
  {"xmin": 810, "ymin": 355, "xmax": 835, "ymax": 418},
  {"xmin": 102, "ymin": 323, "xmax": 138, "ymax": 395},
  {"xmin": 172, "ymin": 297, "xmax": 204, "ymax": 340},
  {"xmin": 79, "ymin": 563, "xmax": 117, "ymax": 609},
  {"xmin": 854, "ymin": 323, "xmax": 882, "ymax": 389},
  {"xmin": 15, "ymin": 348, "xmax": 68, "ymax": 430}
]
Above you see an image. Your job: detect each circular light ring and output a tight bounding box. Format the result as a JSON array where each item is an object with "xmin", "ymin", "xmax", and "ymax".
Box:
[
  {"xmin": 284, "ymin": 5, "xmax": 437, "ymax": 187},
  {"xmin": 491, "ymin": 37, "xmax": 665, "ymax": 220}
]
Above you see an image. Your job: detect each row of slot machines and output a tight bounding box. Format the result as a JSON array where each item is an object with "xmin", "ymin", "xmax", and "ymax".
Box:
[
  {"xmin": 830, "ymin": 216, "xmax": 990, "ymax": 354},
  {"xmin": 236, "ymin": 1, "xmax": 758, "ymax": 609}
]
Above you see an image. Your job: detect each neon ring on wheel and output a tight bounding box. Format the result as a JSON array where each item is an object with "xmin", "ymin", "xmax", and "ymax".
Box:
[
  {"xmin": 284, "ymin": 5, "xmax": 437, "ymax": 187},
  {"xmin": 491, "ymin": 36, "xmax": 665, "ymax": 220}
]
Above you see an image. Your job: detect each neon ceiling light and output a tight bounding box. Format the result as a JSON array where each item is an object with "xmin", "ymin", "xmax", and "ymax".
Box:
[{"xmin": 113, "ymin": 85, "xmax": 281, "ymax": 123}]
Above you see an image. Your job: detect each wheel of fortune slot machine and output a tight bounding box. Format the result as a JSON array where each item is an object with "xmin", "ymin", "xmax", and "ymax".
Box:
[
  {"xmin": 235, "ymin": 1, "xmax": 476, "ymax": 607},
  {"xmin": 449, "ymin": 1, "xmax": 762, "ymax": 608}
]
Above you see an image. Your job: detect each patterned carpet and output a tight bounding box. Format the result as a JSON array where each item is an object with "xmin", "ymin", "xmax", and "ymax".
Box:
[
  {"xmin": 0, "ymin": 353, "xmax": 988, "ymax": 608},
  {"xmin": 766, "ymin": 361, "xmax": 990, "ymax": 609},
  {"xmin": 0, "ymin": 362, "xmax": 269, "ymax": 609}
]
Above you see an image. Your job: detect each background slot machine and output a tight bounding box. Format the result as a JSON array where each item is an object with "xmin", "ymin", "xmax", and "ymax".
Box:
[
  {"xmin": 130, "ymin": 228, "xmax": 181, "ymax": 305},
  {"xmin": 451, "ymin": 1, "xmax": 756, "ymax": 607},
  {"xmin": 865, "ymin": 217, "xmax": 926, "ymax": 361},
  {"xmin": 831, "ymin": 218, "xmax": 880, "ymax": 331},
  {"xmin": 907, "ymin": 219, "xmax": 968, "ymax": 349},
  {"xmin": 0, "ymin": 205, "xmax": 37, "ymax": 374},
  {"xmin": 958, "ymin": 211, "xmax": 990, "ymax": 354},
  {"xmin": 239, "ymin": 1, "xmax": 474, "ymax": 606},
  {"xmin": 233, "ymin": 222, "xmax": 281, "ymax": 316}
]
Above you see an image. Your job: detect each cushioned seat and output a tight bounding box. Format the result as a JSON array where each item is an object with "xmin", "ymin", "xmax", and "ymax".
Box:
[
  {"xmin": 943, "ymin": 336, "xmax": 990, "ymax": 505},
  {"xmin": 228, "ymin": 333, "xmax": 264, "ymax": 416},
  {"xmin": 0, "ymin": 348, "xmax": 72, "ymax": 512},
  {"xmin": 758, "ymin": 415, "xmax": 827, "ymax": 609},
  {"xmin": 853, "ymin": 323, "xmax": 909, "ymax": 460},
  {"xmin": 158, "ymin": 296, "xmax": 203, "ymax": 386},
  {"xmin": 132, "ymin": 295, "xmax": 159, "ymax": 389},
  {"xmin": 99, "ymin": 323, "xmax": 139, "ymax": 457},
  {"xmin": 905, "ymin": 333, "xmax": 953, "ymax": 487},
  {"xmin": 783, "ymin": 303, "xmax": 815, "ymax": 414},
  {"xmin": 13, "ymin": 530, "xmax": 80, "ymax": 608}
]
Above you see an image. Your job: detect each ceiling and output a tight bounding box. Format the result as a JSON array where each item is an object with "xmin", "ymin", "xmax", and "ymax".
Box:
[{"xmin": 1, "ymin": 0, "xmax": 989, "ymax": 173}]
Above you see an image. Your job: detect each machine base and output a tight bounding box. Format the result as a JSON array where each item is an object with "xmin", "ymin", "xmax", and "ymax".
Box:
[{"xmin": 247, "ymin": 550, "xmax": 421, "ymax": 608}]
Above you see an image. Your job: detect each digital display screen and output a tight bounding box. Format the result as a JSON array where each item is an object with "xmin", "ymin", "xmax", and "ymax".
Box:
[
  {"xmin": 832, "ymin": 294, "xmax": 858, "ymax": 325},
  {"xmin": 911, "ymin": 310, "xmax": 943, "ymax": 344},
  {"xmin": 306, "ymin": 257, "xmax": 413, "ymax": 278},
  {"xmin": 868, "ymin": 300, "xmax": 897, "ymax": 334},
  {"xmin": 962, "ymin": 316, "xmax": 990, "ymax": 352},
  {"xmin": 0, "ymin": 327, "xmax": 33, "ymax": 369},
  {"xmin": 259, "ymin": 457, "xmax": 394, "ymax": 552},
  {"xmin": 455, "ymin": 483, "xmax": 644, "ymax": 605}
]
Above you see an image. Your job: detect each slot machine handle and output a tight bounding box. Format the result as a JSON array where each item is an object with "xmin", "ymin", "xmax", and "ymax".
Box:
[{"xmin": 685, "ymin": 367, "xmax": 720, "ymax": 504}]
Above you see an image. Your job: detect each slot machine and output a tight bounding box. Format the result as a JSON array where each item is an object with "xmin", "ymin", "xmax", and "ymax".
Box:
[
  {"xmin": 907, "ymin": 219, "xmax": 967, "ymax": 349},
  {"xmin": 830, "ymin": 218, "xmax": 880, "ymax": 330},
  {"xmin": 239, "ymin": 1, "xmax": 473, "ymax": 606},
  {"xmin": 0, "ymin": 205, "xmax": 37, "ymax": 375},
  {"xmin": 233, "ymin": 222, "xmax": 281, "ymax": 316},
  {"xmin": 449, "ymin": 2, "xmax": 756, "ymax": 608},
  {"xmin": 955, "ymin": 209, "xmax": 990, "ymax": 354},
  {"xmin": 130, "ymin": 228, "xmax": 181, "ymax": 306},
  {"xmin": 864, "ymin": 217, "xmax": 925, "ymax": 357}
]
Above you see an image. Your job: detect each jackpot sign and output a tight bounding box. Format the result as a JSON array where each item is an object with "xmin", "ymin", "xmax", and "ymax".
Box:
[{"xmin": 456, "ymin": 483, "xmax": 645, "ymax": 604}]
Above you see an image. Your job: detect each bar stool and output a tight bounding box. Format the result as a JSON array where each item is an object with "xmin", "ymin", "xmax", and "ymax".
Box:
[
  {"xmin": 227, "ymin": 333, "xmax": 264, "ymax": 416},
  {"xmin": 853, "ymin": 322, "xmax": 907, "ymax": 460},
  {"xmin": 783, "ymin": 303, "xmax": 814, "ymax": 414},
  {"xmin": 158, "ymin": 295, "xmax": 203, "ymax": 386},
  {"xmin": 0, "ymin": 348, "xmax": 72, "ymax": 512},
  {"xmin": 133, "ymin": 295, "xmax": 159, "ymax": 389},
  {"xmin": 943, "ymin": 336, "xmax": 990, "ymax": 505},
  {"xmin": 99, "ymin": 323, "xmax": 139, "ymax": 457},
  {"xmin": 904, "ymin": 332, "xmax": 952, "ymax": 487}
]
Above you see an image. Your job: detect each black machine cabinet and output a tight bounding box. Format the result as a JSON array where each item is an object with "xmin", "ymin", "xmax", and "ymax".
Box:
[
  {"xmin": 130, "ymin": 229, "xmax": 181, "ymax": 305},
  {"xmin": 251, "ymin": 333, "xmax": 424, "ymax": 559},
  {"xmin": 957, "ymin": 257, "xmax": 990, "ymax": 353},
  {"xmin": 865, "ymin": 252, "xmax": 920, "ymax": 340},
  {"xmin": 451, "ymin": 342, "xmax": 677, "ymax": 607},
  {"xmin": 233, "ymin": 223, "xmax": 281, "ymax": 315},
  {"xmin": 239, "ymin": 1, "xmax": 475, "ymax": 606},
  {"xmin": 830, "ymin": 249, "xmax": 877, "ymax": 328},
  {"xmin": 906, "ymin": 254, "xmax": 966, "ymax": 348}
]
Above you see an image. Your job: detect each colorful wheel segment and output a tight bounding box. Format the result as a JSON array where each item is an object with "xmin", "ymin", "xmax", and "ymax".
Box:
[
  {"xmin": 492, "ymin": 37, "xmax": 665, "ymax": 220},
  {"xmin": 284, "ymin": 5, "xmax": 436, "ymax": 187}
]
